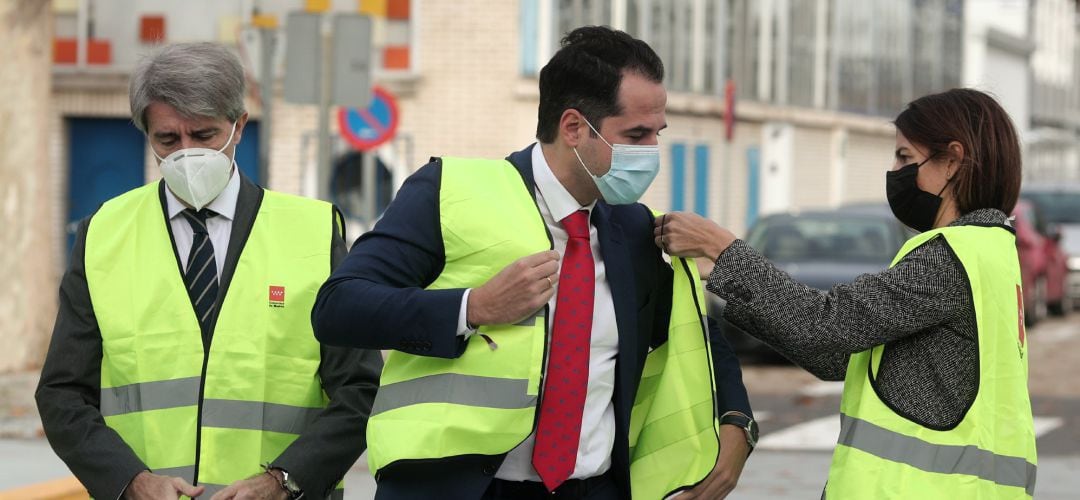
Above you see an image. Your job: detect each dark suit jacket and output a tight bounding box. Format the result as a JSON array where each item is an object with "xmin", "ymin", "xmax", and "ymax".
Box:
[
  {"xmin": 35, "ymin": 174, "xmax": 383, "ymax": 500},
  {"xmin": 313, "ymin": 145, "xmax": 752, "ymax": 499}
]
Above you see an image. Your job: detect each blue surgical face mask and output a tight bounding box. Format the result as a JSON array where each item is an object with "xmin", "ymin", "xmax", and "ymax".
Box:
[{"xmin": 572, "ymin": 117, "xmax": 660, "ymax": 205}]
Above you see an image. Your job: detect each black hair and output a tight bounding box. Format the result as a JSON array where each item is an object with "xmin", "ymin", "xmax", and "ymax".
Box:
[{"xmin": 535, "ymin": 26, "xmax": 664, "ymax": 143}]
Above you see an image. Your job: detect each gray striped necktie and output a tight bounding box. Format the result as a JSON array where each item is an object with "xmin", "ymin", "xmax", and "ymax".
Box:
[{"xmin": 181, "ymin": 208, "xmax": 219, "ymax": 337}]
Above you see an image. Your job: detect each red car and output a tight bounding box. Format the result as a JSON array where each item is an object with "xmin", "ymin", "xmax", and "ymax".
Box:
[{"xmin": 1013, "ymin": 199, "xmax": 1070, "ymax": 326}]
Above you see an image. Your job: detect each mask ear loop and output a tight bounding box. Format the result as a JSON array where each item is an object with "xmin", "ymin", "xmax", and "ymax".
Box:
[
  {"xmin": 935, "ymin": 158, "xmax": 957, "ymax": 197},
  {"xmin": 931, "ymin": 159, "xmax": 958, "ymax": 228}
]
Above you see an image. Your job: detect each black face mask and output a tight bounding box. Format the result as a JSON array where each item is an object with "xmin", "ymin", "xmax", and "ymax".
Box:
[{"xmin": 886, "ymin": 159, "xmax": 951, "ymax": 232}]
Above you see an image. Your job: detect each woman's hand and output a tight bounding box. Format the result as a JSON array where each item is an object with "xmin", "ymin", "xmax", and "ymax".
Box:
[{"xmin": 654, "ymin": 212, "xmax": 737, "ymax": 262}]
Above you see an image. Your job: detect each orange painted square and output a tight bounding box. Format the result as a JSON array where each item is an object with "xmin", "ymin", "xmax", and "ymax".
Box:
[
  {"xmin": 140, "ymin": 15, "xmax": 166, "ymax": 43},
  {"xmin": 87, "ymin": 40, "xmax": 111, "ymax": 65},
  {"xmin": 383, "ymin": 46, "xmax": 410, "ymax": 70},
  {"xmin": 387, "ymin": 0, "xmax": 410, "ymax": 19},
  {"xmin": 54, "ymin": 38, "xmax": 77, "ymax": 64}
]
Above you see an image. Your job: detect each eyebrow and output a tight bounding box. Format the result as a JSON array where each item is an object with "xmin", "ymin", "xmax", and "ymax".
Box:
[
  {"xmin": 152, "ymin": 127, "xmax": 219, "ymax": 140},
  {"xmin": 623, "ymin": 123, "xmax": 668, "ymax": 135}
]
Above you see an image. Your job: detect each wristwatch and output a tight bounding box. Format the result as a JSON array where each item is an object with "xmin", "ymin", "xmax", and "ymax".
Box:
[
  {"xmin": 278, "ymin": 468, "xmax": 304, "ymax": 499},
  {"xmin": 720, "ymin": 411, "xmax": 759, "ymax": 451},
  {"xmin": 264, "ymin": 464, "xmax": 305, "ymax": 499}
]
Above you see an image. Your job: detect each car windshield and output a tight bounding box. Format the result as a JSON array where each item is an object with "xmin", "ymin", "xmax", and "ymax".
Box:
[
  {"xmin": 746, "ymin": 216, "xmax": 895, "ymax": 262},
  {"xmin": 1024, "ymin": 191, "xmax": 1080, "ymax": 224}
]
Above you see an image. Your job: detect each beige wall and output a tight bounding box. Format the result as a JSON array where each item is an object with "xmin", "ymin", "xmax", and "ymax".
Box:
[
  {"xmin": 1, "ymin": 1, "xmax": 54, "ymax": 372},
  {"xmin": 26, "ymin": 0, "xmax": 901, "ymax": 371}
]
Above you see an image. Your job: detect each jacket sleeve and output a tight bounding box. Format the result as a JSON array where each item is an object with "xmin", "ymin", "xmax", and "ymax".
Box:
[
  {"xmin": 272, "ymin": 209, "xmax": 384, "ymax": 498},
  {"xmin": 311, "ymin": 160, "xmax": 469, "ymax": 358},
  {"xmin": 706, "ymin": 316, "xmax": 754, "ymax": 418},
  {"xmin": 34, "ymin": 217, "xmax": 149, "ymax": 500},
  {"xmin": 709, "ymin": 238, "xmax": 967, "ymax": 381}
]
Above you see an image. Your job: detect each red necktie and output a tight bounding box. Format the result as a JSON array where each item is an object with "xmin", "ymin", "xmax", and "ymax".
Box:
[{"xmin": 532, "ymin": 209, "xmax": 594, "ymax": 491}]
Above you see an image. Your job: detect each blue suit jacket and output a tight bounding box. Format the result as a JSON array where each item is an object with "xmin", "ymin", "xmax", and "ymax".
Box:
[{"xmin": 312, "ymin": 145, "xmax": 752, "ymax": 499}]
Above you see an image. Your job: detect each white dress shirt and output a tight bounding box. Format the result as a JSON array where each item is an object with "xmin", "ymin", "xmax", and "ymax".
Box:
[
  {"xmin": 458, "ymin": 144, "xmax": 619, "ymax": 481},
  {"xmin": 163, "ymin": 169, "xmax": 240, "ymax": 277}
]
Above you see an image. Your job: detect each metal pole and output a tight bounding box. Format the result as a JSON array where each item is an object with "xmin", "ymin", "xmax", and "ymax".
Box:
[
  {"xmin": 362, "ymin": 151, "xmax": 377, "ymax": 222},
  {"xmin": 258, "ymin": 27, "xmax": 274, "ymax": 187},
  {"xmin": 316, "ymin": 16, "xmax": 333, "ymax": 202}
]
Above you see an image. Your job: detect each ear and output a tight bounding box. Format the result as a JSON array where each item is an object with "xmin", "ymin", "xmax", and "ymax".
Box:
[
  {"xmin": 233, "ymin": 112, "xmax": 250, "ymax": 146},
  {"xmin": 559, "ymin": 109, "xmax": 587, "ymax": 148},
  {"xmin": 946, "ymin": 141, "xmax": 965, "ymax": 177}
]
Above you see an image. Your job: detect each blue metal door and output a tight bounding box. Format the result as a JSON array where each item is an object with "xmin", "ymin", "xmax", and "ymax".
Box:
[
  {"xmin": 233, "ymin": 120, "xmax": 260, "ymax": 185},
  {"xmin": 67, "ymin": 118, "xmax": 145, "ymax": 253}
]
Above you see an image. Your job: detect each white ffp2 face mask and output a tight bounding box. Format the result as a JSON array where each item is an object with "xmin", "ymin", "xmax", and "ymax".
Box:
[
  {"xmin": 573, "ymin": 117, "xmax": 661, "ymax": 205},
  {"xmin": 152, "ymin": 122, "xmax": 237, "ymax": 210}
]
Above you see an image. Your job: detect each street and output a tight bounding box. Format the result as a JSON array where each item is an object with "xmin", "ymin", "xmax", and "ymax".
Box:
[{"xmin": 2, "ymin": 314, "xmax": 1078, "ymax": 499}]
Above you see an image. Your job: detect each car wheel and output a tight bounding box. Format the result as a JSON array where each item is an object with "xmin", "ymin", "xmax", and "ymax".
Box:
[
  {"xmin": 1026, "ymin": 276, "xmax": 1048, "ymax": 327},
  {"xmin": 1050, "ymin": 289, "xmax": 1071, "ymax": 316}
]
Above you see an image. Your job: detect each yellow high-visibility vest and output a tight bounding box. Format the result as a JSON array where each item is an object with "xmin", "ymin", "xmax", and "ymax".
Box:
[
  {"xmin": 365, "ymin": 157, "xmax": 720, "ymax": 499},
  {"xmin": 827, "ymin": 225, "xmax": 1037, "ymax": 498},
  {"xmin": 85, "ymin": 182, "xmax": 343, "ymax": 499}
]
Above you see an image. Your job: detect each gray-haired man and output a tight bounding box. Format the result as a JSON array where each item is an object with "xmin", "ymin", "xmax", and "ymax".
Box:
[{"xmin": 36, "ymin": 42, "xmax": 382, "ymax": 500}]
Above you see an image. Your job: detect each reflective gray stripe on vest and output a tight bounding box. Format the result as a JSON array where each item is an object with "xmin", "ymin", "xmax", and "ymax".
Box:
[
  {"xmin": 201, "ymin": 399, "xmax": 322, "ymax": 434},
  {"xmin": 513, "ymin": 309, "xmax": 545, "ymax": 327},
  {"xmin": 838, "ymin": 413, "xmax": 1037, "ymax": 495},
  {"xmin": 100, "ymin": 377, "xmax": 201, "ymax": 416},
  {"xmin": 372, "ymin": 373, "xmax": 537, "ymax": 415},
  {"xmin": 200, "ymin": 483, "xmax": 344, "ymax": 500},
  {"xmin": 152, "ymin": 465, "xmax": 195, "ymax": 483}
]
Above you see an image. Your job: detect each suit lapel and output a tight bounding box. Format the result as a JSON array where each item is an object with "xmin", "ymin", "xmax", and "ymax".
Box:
[
  {"xmin": 592, "ymin": 203, "xmax": 638, "ymax": 425},
  {"xmin": 215, "ymin": 173, "xmax": 263, "ymax": 311}
]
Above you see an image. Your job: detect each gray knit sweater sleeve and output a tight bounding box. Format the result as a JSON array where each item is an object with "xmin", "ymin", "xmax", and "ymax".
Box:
[
  {"xmin": 707, "ymin": 232, "xmax": 970, "ymax": 380},
  {"xmin": 706, "ymin": 209, "xmax": 1009, "ymax": 428}
]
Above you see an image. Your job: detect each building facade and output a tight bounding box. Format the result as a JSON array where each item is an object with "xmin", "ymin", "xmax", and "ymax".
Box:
[{"xmin": 7, "ymin": 0, "xmax": 1079, "ymax": 370}]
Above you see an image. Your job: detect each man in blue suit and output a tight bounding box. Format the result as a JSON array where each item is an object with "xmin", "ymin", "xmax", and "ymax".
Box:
[{"xmin": 312, "ymin": 27, "xmax": 754, "ymax": 499}]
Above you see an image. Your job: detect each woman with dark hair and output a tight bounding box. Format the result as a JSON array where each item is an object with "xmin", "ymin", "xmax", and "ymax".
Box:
[{"xmin": 657, "ymin": 88, "xmax": 1037, "ymax": 498}]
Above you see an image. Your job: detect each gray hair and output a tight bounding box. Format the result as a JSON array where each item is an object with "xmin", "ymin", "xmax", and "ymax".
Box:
[{"xmin": 129, "ymin": 42, "xmax": 246, "ymax": 132}]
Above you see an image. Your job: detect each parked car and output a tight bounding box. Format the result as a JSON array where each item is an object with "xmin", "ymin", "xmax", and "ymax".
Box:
[
  {"xmin": 709, "ymin": 205, "xmax": 910, "ymax": 360},
  {"xmin": 1022, "ymin": 184, "xmax": 1080, "ymax": 312},
  {"xmin": 1011, "ymin": 199, "xmax": 1069, "ymax": 325}
]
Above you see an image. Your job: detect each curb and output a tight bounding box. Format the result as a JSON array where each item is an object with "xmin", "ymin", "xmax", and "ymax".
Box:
[{"xmin": 0, "ymin": 476, "xmax": 87, "ymax": 500}]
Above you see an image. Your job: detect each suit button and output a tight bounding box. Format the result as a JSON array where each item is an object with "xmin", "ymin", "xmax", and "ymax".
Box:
[
  {"xmin": 722, "ymin": 281, "xmax": 737, "ymax": 294},
  {"xmin": 481, "ymin": 465, "xmax": 496, "ymax": 476}
]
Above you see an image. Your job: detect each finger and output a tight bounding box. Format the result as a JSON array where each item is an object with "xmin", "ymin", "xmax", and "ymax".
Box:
[
  {"xmin": 208, "ymin": 483, "xmax": 236, "ymax": 500},
  {"xmin": 534, "ymin": 259, "xmax": 560, "ymax": 278},
  {"xmin": 523, "ymin": 250, "xmax": 560, "ymax": 267},
  {"xmin": 170, "ymin": 477, "xmax": 205, "ymax": 498}
]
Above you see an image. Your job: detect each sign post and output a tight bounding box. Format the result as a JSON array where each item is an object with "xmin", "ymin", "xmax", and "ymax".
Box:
[{"xmin": 337, "ymin": 86, "xmax": 400, "ymax": 221}]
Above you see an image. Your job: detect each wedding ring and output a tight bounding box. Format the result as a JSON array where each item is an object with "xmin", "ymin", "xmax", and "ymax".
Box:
[{"xmin": 546, "ymin": 276, "xmax": 554, "ymax": 288}]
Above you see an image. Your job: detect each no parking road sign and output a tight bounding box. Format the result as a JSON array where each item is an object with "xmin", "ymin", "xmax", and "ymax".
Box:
[{"xmin": 337, "ymin": 86, "xmax": 399, "ymax": 152}]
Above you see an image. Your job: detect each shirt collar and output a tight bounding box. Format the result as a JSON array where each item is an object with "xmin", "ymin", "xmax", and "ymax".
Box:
[
  {"xmin": 531, "ymin": 143, "xmax": 595, "ymax": 222},
  {"xmin": 164, "ymin": 167, "xmax": 240, "ymax": 221}
]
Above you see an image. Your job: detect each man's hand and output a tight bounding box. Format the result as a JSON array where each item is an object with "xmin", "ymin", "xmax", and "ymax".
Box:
[
  {"xmin": 209, "ymin": 471, "xmax": 288, "ymax": 500},
  {"xmin": 467, "ymin": 250, "xmax": 560, "ymax": 326},
  {"xmin": 123, "ymin": 471, "xmax": 204, "ymax": 500},
  {"xmin": 674, "ymin": 424, "xmax": 749, "ymax": 499}
]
